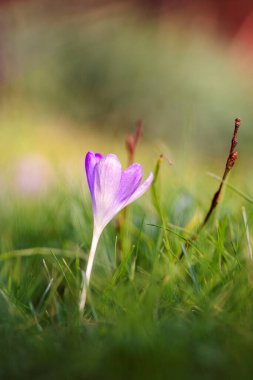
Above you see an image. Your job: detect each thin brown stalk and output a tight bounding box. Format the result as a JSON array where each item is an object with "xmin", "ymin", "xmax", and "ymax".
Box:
[
  {"xmin": 179, "ymin": 117, "xmax": 241, "ymax": 259},
  {"xmin": 125, "ymin": 120, "xmax": 144, "ymax": 165},
  {"xmin": 115, "ymin": 120, "xmax": 144, "ymax": 259}
]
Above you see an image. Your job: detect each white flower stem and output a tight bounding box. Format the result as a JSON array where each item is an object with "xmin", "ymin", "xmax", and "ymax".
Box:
[{"xmin": 79, "ymin": 229, "xmax": 101, "ymax": 313}]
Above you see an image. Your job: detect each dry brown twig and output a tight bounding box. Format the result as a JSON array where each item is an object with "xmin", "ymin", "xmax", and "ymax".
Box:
[
  {"xmin": 179, "ymin": 117, "xmax": 241, "ymax": 260},
  {"xmin": 125, "ymin": 120, "xmax": 144, "ymax": 165},
  {"xmin": 115, "ymin": 120, "xmax": 144, "ymax": 258}
]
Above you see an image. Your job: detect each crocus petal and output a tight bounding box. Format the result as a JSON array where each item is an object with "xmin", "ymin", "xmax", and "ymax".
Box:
[
  {"xmin": 117, "ymin": 163, "xmax": 143, "ymax": 204},
  {"xmin": 93, "ymin": 154, "xmax": 122, "ymax": 230},
  {"xmin": 125, "ymin": 172, "xmax": 154, "ymax": 207},
  {"xmin": 85, "ymin": 152, "xmax": 103, "ymax": 195}
]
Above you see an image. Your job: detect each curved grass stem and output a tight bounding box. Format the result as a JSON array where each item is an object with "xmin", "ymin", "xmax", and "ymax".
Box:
[{"xmin": 79, "ymin": 230, "xmax": 100, "ymax": 314}]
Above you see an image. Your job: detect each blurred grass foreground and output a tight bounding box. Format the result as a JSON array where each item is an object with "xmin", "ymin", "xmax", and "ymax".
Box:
[{"xmin": 1, "ymin": 0, "xmax": 253, "ymax": 379}]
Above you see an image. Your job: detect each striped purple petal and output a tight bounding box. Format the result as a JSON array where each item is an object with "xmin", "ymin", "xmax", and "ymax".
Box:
[
  {"xmin": 85, "ymin": 152, "xmax": 103, "ymax": 196},
  {"xmin": 117, "ymin": 163, "xmax": 142, "ymax": 204},
  {"xmin": 125, "ymin": 172, "xmax": 154, "ymax": 206},
  {"xmin": 93, "ymin": 154, "xmax": 122, "ymax": 230}
]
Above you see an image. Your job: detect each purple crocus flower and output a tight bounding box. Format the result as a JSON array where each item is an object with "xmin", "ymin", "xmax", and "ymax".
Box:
[{"xmin": 79, "ymin": 151, "xmax": 153, "ymax": 311}]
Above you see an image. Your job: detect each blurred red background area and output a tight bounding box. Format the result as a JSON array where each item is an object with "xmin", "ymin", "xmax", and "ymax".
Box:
[{"xmin": 136, "ymin": 0, "xmax": 253, "ymax": 35}]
